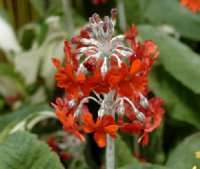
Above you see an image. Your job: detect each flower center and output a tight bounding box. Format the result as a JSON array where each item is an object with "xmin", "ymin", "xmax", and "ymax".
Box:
[{"xmin": 124, "ymin": 75, "xmax": 131, "ymax": 82}]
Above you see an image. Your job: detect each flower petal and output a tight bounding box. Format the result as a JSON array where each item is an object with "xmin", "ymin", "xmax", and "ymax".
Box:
[
  {"xmin": 130, "ymin": 59, "xmax": 141, "ymax": 75},
  {"xmin": 104, "ymin": 125, "xmax": 118, "ymax": 138},
  {"xmin": 82, "ymin": 112, "xmax": 95, "ymax": 133},
  {"xmin": 94, "ymin": 131, "xmax": 106, "ymax": 147}
]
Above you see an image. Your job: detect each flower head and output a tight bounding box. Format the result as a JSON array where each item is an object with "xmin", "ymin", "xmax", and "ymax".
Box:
[{"xmin": 52, "ymin": 9, "xmax": 164, "ymax": 147}]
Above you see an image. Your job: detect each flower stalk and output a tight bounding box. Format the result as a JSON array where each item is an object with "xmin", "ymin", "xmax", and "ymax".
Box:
[
  {"xmin": 106, "ymin": 135, "xmax": 115, "ymax": 169},
  {"xmin": 105, "ymin": 91, "xmax": 116, "ymax": 169}
]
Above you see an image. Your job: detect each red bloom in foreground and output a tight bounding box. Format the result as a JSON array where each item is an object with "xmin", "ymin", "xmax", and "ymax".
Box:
[
  {"xmin": 51, "ymin": 98, "xmax": 85, "ymax": 142},
  {"xmin": 180, "ymin": 0, "xmax": 200, "ymax": 12},
  {"xmin": 82, "ymin": 112, "xmax": 118, "ymax": 147},
  {"xmin": 52, "ymin": 59, "xmax": 87, "ymax": 98},
  {"xmin": 109, "ymin": 60, "xmax": 147, "ymax": 97}
]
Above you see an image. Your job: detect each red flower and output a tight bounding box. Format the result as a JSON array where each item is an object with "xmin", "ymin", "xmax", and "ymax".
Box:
[
  {"xmin": 180, "ymin": 0, "xmax": 200, "ymax": 12},
  {"xmin": 138, "ymin": 97, "xmax": 164, "ymax": 146},
  {"xmin": 52, "ymin": 59, "xmax": 88, "ymax": 98},
  {"xmin": 130, "ymin": 40, "xmax": 159, "ymax": 76},
  {"xmin": 51, "ymin": 98, "xmax": 85, "ymax": 142},
  {"xmin": 87, "ymin": 70, "xmax": 110, "ymax": 93},
  {"xmin": 120, "ymin": 122, "xmax": 142, "ymax": 134},
  {"xmin": 82, "ymin": 112, "xmax": 118, "ymax": 147},
  {"xmin": 109, "ymin": 60, "xmax": 147, "ymax": 97},
  {"xmin": 63, "ymin": 39, "xmax": 78, "ymax": 70}
]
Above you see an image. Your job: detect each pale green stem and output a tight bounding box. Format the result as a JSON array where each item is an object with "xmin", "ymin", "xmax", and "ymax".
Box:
[
  {"xmin": 62, "ymin": 0, "xmax": 74, "ymax": 38},
  {"xmin": 117, "ymin": 0, "xmax": 126, "ymax": 31},
  {"xmin": 105, "ymin": 91, "xmax": 115, "ymax": 169},
  {"xmin": 106, "ymin": 135, "xmax": 115, "ymax": 169}
]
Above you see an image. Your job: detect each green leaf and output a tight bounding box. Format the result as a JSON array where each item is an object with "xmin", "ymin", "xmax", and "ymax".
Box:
[
  {"xmin": 118, "ymin": 163, "xmax": 170, "ymax": 169},
  {"xmin": 138, "ymin": 24, "xmax": 200, "ymax": 94},
  {"xmin": 0, "ymin": 131, "xmax": 64, "ymax": 169},
  {"xmin": 149, "ymin": 66, "xmax": 200, "ymax": 129},
  {"xmin": 116, "ymin": 134, "xmax": 138, "ymax": 167},
  {"xmin": 166, "ymin": 133, "xmax": 200, "ymax": 169},
  {"xmin": 144, "ymin": 0, "xmax": 200, "ymax": 40}
]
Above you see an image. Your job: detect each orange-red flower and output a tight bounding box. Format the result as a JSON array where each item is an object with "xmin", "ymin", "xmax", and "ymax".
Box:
[
  {"xmin": 87, "ymin": 69, "xmax": 110, "ymax": 93},
  {"xmin": 51, "ymin": 99, "xmax": 85, "ymax": 142},
  {"xmin": 109, "ymin": 60, "xmax": 147, "ymax": 97},
  {"xmin": 125, "ymin": 24, "xmax": 138, "ymax": 51},
  {"xmin": 138, "ymin": 97, "xmax": 164, "ymax": 146},
  {"xmin": 63, "ymin": 39, "xmax": 78, "ymax": 70},
  {"xmin": 82, "ymin": 112, "xmax": 118, "ymax": 147},
  {"xmin": 120, "ymin": 122, "xmax": 142, "ymax": 134},
  {"xmin": 180, "ymin": 0, "xmax": 200, "ymax": 12},
  {"xmin": 129, "ymin": 40, "xmax": 159, "ymax": 76},
  {"xmin": 52, "ymin": 59, "xmax": 89, "ymax": 98}
]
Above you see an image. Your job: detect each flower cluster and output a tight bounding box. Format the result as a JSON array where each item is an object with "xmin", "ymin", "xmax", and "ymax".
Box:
[
  {"xmin": 180, "ymin": 0, "xmax": 200, "ymax": 12},
  {"xmin": 52, "ymin": 9, "xmax": 164, "ymax": 147}
]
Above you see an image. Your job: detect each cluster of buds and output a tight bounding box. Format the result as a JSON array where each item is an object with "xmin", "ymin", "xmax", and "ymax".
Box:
[{"xmin": 52, "ymin": 9, "xmax": 164, "ymax": 147}]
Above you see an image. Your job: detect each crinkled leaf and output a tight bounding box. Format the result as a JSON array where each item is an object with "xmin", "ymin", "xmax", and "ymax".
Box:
[
  {"xmin": 166, "ymin": 133, "xmax": 200, "ymax": 169},
  {"xmin": 149, "ymin": 66, "xmax": 200, "ymax": 129},
  {"xmin": 0, "ymin": 131, "xmax": 64, "ymax": 169},
  {"xmin": 144, "ymin": 0, "xmax": 200, "ymax": 40},
  {"xmin": 138, "ymin": 24, "xmax": 200, "ymax": 94},
  {"xmin": 116, "ymin": 134, "xmax": 138, "ymax": 167}
]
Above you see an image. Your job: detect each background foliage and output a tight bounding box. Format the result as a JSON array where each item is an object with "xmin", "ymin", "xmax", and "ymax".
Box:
[{"xmin": 0, "ymin": 0, "xmax": 200, "ymax": 168}]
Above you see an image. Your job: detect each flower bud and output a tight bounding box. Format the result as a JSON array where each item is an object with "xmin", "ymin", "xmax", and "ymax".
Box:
[
  {"xmin": 101, "ymin": 58, "xmax": 108, "ymax": 78},
  {"xmin": 139, "ymin": 94, "xmax": 148, "ymax": 108},
  {"xmin": 117, "ymin": 100, "xmax": 125, "ymax": 116}
]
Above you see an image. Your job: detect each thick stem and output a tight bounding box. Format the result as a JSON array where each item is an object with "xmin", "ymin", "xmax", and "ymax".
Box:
[
  {"xmin": 106, "ymin": 135, "xmax": 115, "ymax": 169},
  {"xmin": 105, "ymin": 91, "xmax": 115, "ymax": 169}
]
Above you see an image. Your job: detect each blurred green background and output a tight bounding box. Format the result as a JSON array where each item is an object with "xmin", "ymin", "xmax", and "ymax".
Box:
[{"xmin": 0, "ymin": 0, "xmax": 200, "ymax": 169}]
